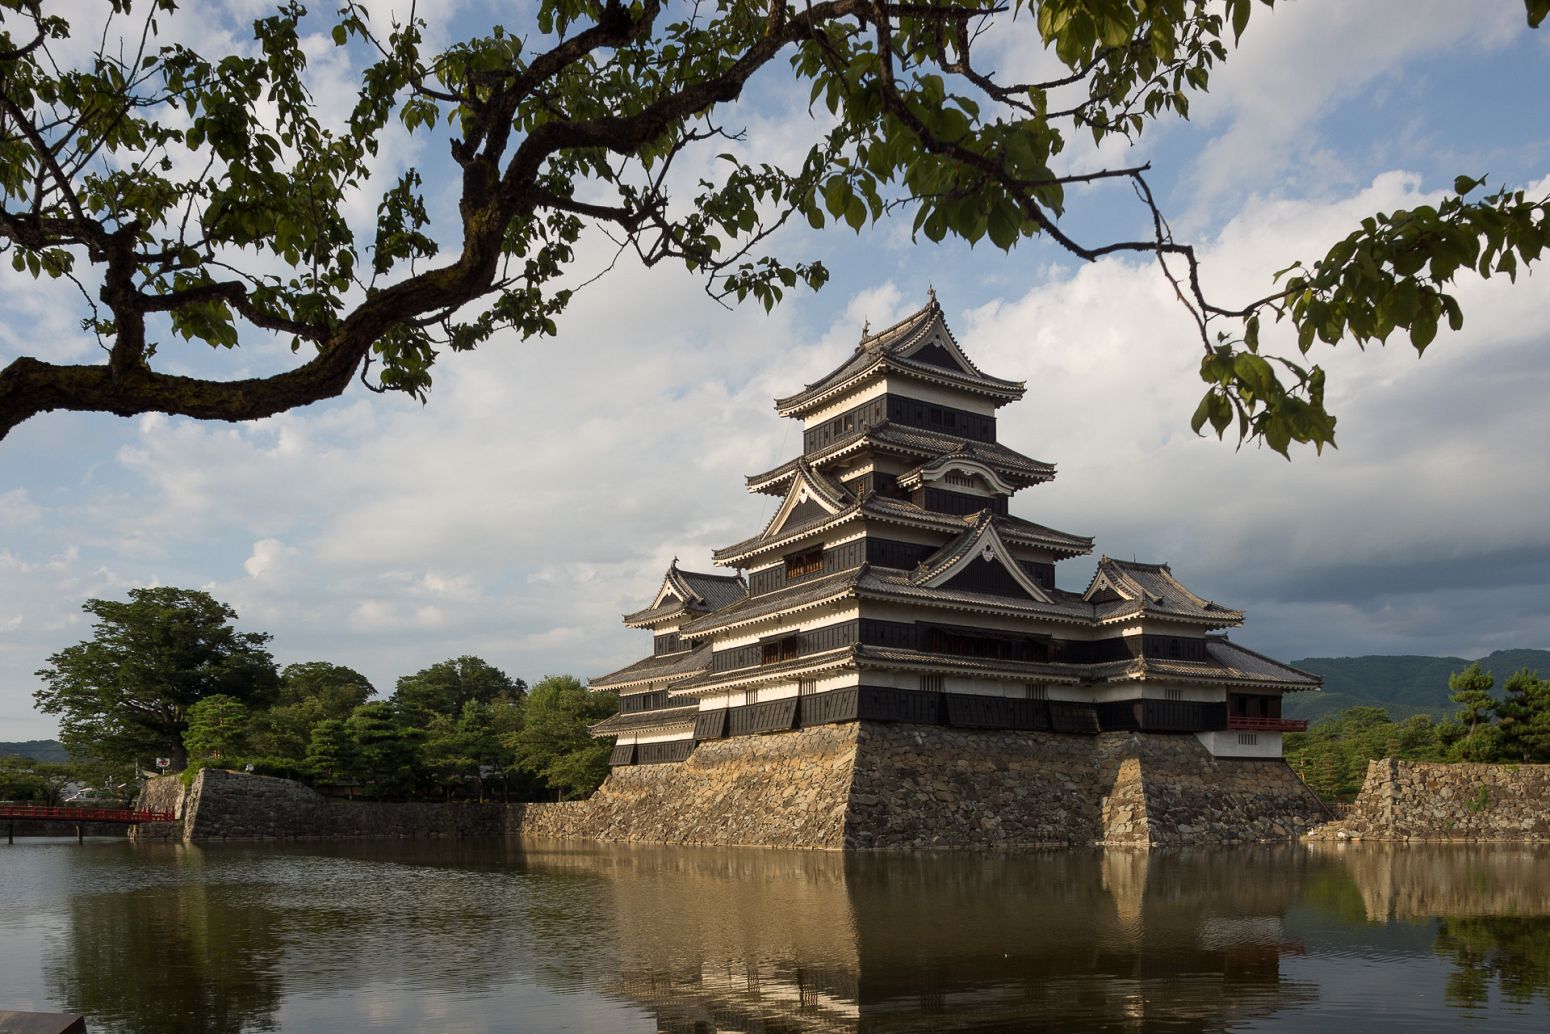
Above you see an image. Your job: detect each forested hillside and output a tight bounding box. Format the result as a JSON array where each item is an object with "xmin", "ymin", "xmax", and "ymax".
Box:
[
  {"xmin": 1286, "ymin": 650, "xmax": 1550, "ymax": 722},
  {"xmin": 0, "ymin": 739, "xmax": 68, "ymax": 761}
]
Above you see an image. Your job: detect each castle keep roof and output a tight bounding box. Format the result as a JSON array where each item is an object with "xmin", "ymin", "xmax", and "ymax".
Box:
[{"xmin": 773, "ymin": 294, "xmax": 1025, "ymax": 417}]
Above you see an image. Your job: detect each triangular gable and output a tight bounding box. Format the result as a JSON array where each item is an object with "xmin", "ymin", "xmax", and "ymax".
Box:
[
  {"xmin": 893, "ymin": 306, "xmax": 985, "ymax": 379},
  {"xmin": 919, "ymin": 520, "xmax": 1052, "ymax": 603},
  {"xmin": 758, "ymin": 463, "xmax": 848, "ymax": 541},
  {"xmin": 1083, "ymin": 561, "xmax": 1139, "ymax": 605}
]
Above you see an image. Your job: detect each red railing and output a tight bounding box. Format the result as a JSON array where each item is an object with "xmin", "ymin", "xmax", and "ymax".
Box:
[
  {"xmin": 1227, "ymin": 715, "xmax": 1308, "ymax": 733},
  {"xmin": 0, "ymin": 804, "xmax": 176, "ymax": 823}
]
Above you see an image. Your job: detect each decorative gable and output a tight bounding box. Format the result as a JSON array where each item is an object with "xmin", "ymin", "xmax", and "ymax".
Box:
[
  {"xmin": 758, "ymin": 462, "xmax": 848, "ymax": 541},
  {"xmin": 918, "ymin": 518, "xmax": 1052, "ymax": 603}
]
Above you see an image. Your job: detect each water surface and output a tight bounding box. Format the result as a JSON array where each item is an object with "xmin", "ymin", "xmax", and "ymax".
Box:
[{"xmin": 2, "ymin": 837, "xmax": 1548, "ymax": 1032}]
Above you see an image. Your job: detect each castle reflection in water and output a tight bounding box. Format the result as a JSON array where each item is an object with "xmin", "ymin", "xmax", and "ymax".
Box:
[{"xmin": 514, "ymin": 842, "xmax": 1550, "ymax": 1033}]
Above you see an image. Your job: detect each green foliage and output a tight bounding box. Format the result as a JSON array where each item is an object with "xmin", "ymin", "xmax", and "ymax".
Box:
[
  {"xmin": 391, "ymin": 656, "xmax": 524, "ymax": 727},
  {"xmin": 303, "ymin": 718, "xmax": 352, "ymax": 783},
  {"xmin": 1449, "ymin": 662, "xmax": 1496, "ymax": 741},
  {"xmin": 247, "ymin": 661, "xmax": 376, "ymax": 760},
  {"xmin": 34, "ymin": 587, "xmax": 279, "ymax": 770},
  {"xmin": 1494, "ymin": 668, "xmax": 1550, "ymax": 762},
  {"xmin": 343, "ymin": 700, "xmax": 421, "ymax": 799},
  {"xmin": 1284, "ymin": 706, "xmax": 1447, "ymax": 800},
  {"xmin": 2, "ymin": 0, "xmax": 1543, "ymax": 452},
  {"xmin": 0, "ymin": 755, "xmax": 75, "ymax": 804},
  {"xmin": 182, "ymin": 694, "xmax": 251, "ymax": 763},
  {"xmin": 1436, "ymin": 917, "xmax": 1550, "ymax": 1009},
  {"xmin": 508, "ymin": 675, "xmax": 616, "ymax": 800}
]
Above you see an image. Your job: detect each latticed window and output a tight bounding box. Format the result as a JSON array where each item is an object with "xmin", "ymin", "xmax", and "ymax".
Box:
[
  {"xmin": 761, "ymin": 635, "xmax": 800, "ymax": 665},
  {"xmin": 785, "ymin": 548, "xmax": 823, "ymax": 579},
  {"xmin": 1023, "ymin": 683, "xmax": 1047, "ymax": 700},
  {"xmin": 1165, "ymin": 688, "xmax": 1183, "ymax": 702},
  {"xmin": 920, "ymin": 674, "xmax": 945, "ymax": 693},
  {"xmin": 799, "ymin": 678, "xmax": 819, "ymax": 696}
]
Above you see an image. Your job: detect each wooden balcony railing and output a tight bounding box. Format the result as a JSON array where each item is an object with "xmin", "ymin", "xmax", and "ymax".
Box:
[{"xmin": 1227, "ymin": 715, "xmax": 1308, "ymax": 733}]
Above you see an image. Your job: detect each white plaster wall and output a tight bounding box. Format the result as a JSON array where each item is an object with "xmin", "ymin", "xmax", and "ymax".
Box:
[{"xmin": 1195, "ymin": 730, "xmax": 1283, "ymax": 759}]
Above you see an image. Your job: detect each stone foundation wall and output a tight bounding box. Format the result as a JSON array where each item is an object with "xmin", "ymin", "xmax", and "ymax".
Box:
[
  {"xmin": 518, "ymin": 725, "xmax": 1326, "ymax": 850},
  {"xmin": 1311, "ymin": 759, "xmax": 1550, "ymax": 841},
  {"xmin": 132, "ymin": 724, "xmax": 1328, "ymax": 848},
  {"xmin": 133, "ymin": 769, "xmax": 513, "ymax": 842},
  {"xmin": 514, "ymin": 723, "xmax": 858, "ymax": 848}
]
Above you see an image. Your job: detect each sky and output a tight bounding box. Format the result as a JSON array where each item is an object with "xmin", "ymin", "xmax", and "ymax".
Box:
[{"xmin": 3, "ymin": 1, "xmax": 1549, "ymax": 739}]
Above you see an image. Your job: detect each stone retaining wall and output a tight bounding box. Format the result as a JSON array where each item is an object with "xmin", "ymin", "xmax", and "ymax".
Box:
[
  {"xmin": 133, "ymin": 768, "xmax": 514, "ymax": 842},
  {"xmin": 132, "ymin": 724, "xmax": 1328, "ymax": 848},
  {"xmin": 1309, "ymin": 759, "xmax": 1550, "ymax": 842},
  {"xmin": 517, "ymin": 725, "xmax": 1325, "ymax": 849}
]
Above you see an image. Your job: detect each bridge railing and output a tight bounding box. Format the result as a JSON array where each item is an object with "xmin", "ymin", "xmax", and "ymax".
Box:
[{"xmin": 0, "ymin": 804, "xmax": 176, "ymax": 823}]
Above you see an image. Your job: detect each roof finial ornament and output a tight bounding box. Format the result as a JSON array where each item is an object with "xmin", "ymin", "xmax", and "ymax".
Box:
[
  {"xmin": 927, "ymin": 283, "xmax": 938, "ymax": 307},
  {"xmin": 861, "ymin": 318, "xmax": 871, "ymax": 338}
]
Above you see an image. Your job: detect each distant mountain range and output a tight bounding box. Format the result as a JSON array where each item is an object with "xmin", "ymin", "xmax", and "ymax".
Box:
[
  {"xmin": 0, "ymin": 739, "xmax": 68, "ymax": 761},
  {"xmin": 1285, "ymin": 649, "xmax": 1550, "ymax": 723}
]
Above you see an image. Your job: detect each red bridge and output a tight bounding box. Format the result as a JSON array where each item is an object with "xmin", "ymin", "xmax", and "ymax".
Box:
[{"xmin": 1, "ymin": 803, "xmax": 176, "ymax": 824}]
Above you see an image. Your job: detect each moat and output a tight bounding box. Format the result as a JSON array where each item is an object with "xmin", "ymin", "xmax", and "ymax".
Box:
[{"xmin": 3, "ymin": 839, "xmax": 1549, "ymax": 1033}]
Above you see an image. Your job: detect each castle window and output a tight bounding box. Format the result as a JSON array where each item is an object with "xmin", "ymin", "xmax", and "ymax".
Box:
[
  {"xmin": 1023, "ymin": 683, "xmax": 1046, "ymax": 700},
  {"xmin": 799, "ymin": 678, "xmax": 819, "ymax": 696},
  {"xmin": 1237, "ymin": 733, "xmax": 1259, "ymax": 746},
  {"xmin": 1165, "ymin": 688, "xmax": 1183, "ymax": 702},
  {"xmin": 785, "ymin": 548, "xmax": 823, "ymax": 579},
  {"xmin": 761, "ymin": 635, "xmax": 800, "ymax": 665},
  {"xmin": 920, "ymin": 674, "xmax": 945, "ymax": 693}
]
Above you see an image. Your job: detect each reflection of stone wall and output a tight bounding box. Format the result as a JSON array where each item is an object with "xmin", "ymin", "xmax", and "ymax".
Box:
[
  {"xmin": 1308, "ymin": 842, "xmax": 1550, "ymax": 920},
  {"xmin": 1316, "ymin": 760, "xmax": 1550, "ymax": 842}
]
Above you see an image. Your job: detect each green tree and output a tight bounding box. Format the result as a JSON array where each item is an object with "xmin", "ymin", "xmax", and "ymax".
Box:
[
  {"xmin": 391, "ymin": 656, "xmax": 523, "ymax": 727},
  {"xmin": 1449, "ymin": 662, "xmax": 1496, "ymax": 741},
  {"xmin": 1495, "ymin": 669, "xmax": 1550, "ymax": 762},
  {"xmin": 2, "ymin": 1, "xmax": 1545, "ymax": 454},
  {"xmin": 34, "ymin": 588, "xmax": 279, "ymax": 770},
  {"xmin": 182, "ymin": 694, "xmax": 251, "ymax": 763},
  {"xmin": 343, "ymin": 701, "xmax": 421, "ymax": 799},
  {"xmin": 303, "ymin": 718, "xmax": 352, "ymax": 784},
  {"xmin": 1284, "ymin": 705, "xmax": 1446, "ymax": 801},
  {"xmin": 248, "ymin": 662, "xmax": 376, "ymax": 760},
  {"xmin": 422, "ymin": 700, "xmax": 509, "ymax": 801},
  {"xmin": 0, "ymin": 756, "xmax": 74, "ymax": 804},
  {"xmin": 509, "ymin": 676, "xmax": 617, "ymax": 801}
]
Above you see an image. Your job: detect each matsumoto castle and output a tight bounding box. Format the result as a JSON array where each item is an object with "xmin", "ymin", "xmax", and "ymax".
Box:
[{"xmin": 588, "ymin": 293, "xmax": 1318, "ymax": 767}]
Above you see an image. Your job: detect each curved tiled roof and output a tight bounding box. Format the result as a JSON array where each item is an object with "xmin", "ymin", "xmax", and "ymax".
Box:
[
  {"xmin": 587, "ymin": 704, "xmax": 700, "ymax": 736},
  {"xmin": 1080, "ymin": 637, "xmax": 1321, "ymax": 690},
  {"xmin": 622, "ymin": 561, "xmax": 746, "ymax": 627},
  {"xmin": 1083, "ymin": 556, "xmax": 1243, "ymax": 628},
  {"xmin": 772, "ymin": 297, "xmax": 1025, "ymax": 416},
  {"xmin": 589, "ymin": 641, "xmax": 713, "ymax": 690}
]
